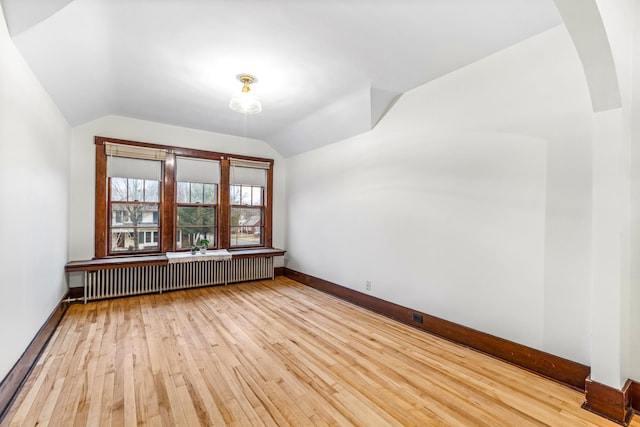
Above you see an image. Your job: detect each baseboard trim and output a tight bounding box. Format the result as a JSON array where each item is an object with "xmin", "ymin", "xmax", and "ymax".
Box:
[
  {"xmin": 582, "ymin": 378, "xmax": 633, "ymax": 425},
  {"xmin": 284, "ymin": 268, "xmax": 590, "ymax": 391},
  {"xmin": 274, "ymin": 266, "xmax": 285, "ymax": 277},
  {"xmin": 631, "ymin": 380, "xmax": 640, "ymax": 414},
  {"xmin": 0, "ymin": 293, "xmax": 70, "ymax": 422}
]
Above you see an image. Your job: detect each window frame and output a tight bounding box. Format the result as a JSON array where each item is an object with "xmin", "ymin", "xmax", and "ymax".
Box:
[
  {"xmin": 107, "ymin": 177, "xmax": 162, "ymax": 256},
  {"xmin": 94, "ymin": 136, "xmax": 274, "ymax": 258}
]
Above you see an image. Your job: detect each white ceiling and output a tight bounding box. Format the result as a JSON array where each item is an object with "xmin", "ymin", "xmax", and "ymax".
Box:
[{"xmin": 1, "ymin": 0, "xmax": 562, "ymax": 157}]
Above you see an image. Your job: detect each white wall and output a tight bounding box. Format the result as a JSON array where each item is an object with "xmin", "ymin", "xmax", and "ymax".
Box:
[
  {"xmin": 285, "ymin": 26, "xmax": 594, "ymax": 364},
  {"xmin": 0, "ymin": 4, "xmax": 70, "ymax": 380},
  {"xmin": 631, "ymin": 0, "xmax": 640, "ymax": 384},
  {"xmin": 69, "ymin": 115, "xmax": 286, "ymax": 265}
]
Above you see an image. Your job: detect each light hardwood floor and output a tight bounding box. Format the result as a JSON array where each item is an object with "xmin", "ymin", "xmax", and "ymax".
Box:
[{"xmin": 2, "ymin": 277, "xmax": 636, "ymax": 426}]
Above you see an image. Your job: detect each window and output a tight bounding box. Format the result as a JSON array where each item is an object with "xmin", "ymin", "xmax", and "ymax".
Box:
[
  {"xmin": 138, "ymin": 231, "xmax": 158, "ymax": 244},
  {"xmin": 94, "ymin": 137, "xmax": 274, "ymax": 257},
  {"xmin": 107, "ymin": 155, "xmax": 162, "ymax": 254},
  {"xmin": 175, "ymin": 157, "xmax": 219, "ymax": 249},
  {"xmin": 229, "ymin": 159, "xmax": 270, "ymax": 248},
  {"xmin": 230, "ymin": 185, "xmax": 263, "ymax": 247}
]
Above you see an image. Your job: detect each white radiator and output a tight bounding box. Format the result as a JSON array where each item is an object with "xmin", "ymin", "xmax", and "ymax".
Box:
[
  {"xmin": 228, "ymin": 257, "xmax": 274, "ymax": 283},
  {"xmin": 85, "ymin": 265, "xmax": 163, "ymax": 301},
  {"xmin": 83, "ymin": 256, "xmax": 274, "ymax": 302},
  {"xmin": 165, "ymin": 259, "xmax": 226, "ymax": 292}
]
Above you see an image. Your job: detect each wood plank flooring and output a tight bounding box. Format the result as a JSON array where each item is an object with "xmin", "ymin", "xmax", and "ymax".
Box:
[{"xmin": 1, "ymin": 277, "xmax": 635, "ymax": 426}]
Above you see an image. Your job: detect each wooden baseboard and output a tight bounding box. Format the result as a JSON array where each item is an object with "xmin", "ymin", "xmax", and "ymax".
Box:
[
  {"xmin": 0, "ymin": 293, "xmax": 70, "ymax": 422},
  {"xmin": 274, "ymin": 266, "xmax": 285, "ymax": 277},
  {"xmin": 583, "ymin": 378, "xmax": 633, "ymax": 425},
  {"xmin": 284, "ymin": 268, "xmax": 590, "ymax": 391},
  {"xmin": 631, "ymin": 380, "xmax": 640, "ymax": 414}
]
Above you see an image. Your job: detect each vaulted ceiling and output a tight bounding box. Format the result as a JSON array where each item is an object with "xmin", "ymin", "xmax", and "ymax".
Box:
[{"xmin": 1, "ymin": 0, "xmax": 562, "ymax": 157}]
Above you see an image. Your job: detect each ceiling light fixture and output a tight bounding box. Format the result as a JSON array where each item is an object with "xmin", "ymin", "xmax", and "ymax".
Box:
[{"xmin": 229, "ymin": 74, "xmax": 262, "ymax": 114}]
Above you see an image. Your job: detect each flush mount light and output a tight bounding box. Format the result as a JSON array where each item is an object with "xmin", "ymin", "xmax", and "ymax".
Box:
[{"xmin": 229, "ymin": 74, "xmax": 262, "ymax": 114}]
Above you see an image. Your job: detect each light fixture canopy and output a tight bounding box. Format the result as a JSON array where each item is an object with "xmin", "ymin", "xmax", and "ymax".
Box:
[{"xmin": 229, "ymin": 74, "xmax": 262, "ymax": 114}]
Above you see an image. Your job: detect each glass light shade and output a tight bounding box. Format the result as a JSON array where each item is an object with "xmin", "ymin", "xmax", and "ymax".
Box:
[{"xmin": 229, "ymin": 91, "xmax": 262, "ymax": 114}]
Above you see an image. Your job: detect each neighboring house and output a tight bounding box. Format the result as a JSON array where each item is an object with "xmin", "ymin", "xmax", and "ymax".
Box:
[
  {"xmin": 110, "ymin": 204, "xmax": 159, "ymax": 250},
  {"xmin": 238, "ymin": 215, "xmax": 261, "ymax": 234}
]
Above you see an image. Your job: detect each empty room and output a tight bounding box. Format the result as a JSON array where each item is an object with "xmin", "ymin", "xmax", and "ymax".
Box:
[{"xmin": 1, "ymin": 0, "xmax": 639, "ymax": 425}]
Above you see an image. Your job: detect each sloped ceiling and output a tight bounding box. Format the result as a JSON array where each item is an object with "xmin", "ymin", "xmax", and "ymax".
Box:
[{"xmin": 1, "ymin": 0, "xmax": 562, "ymax": 157}]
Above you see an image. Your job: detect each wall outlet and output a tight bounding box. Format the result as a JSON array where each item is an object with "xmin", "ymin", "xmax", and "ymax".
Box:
[
  {"xmin": 365, "ymin": 280, "xmax": 372, "ymax": 291},
  {"xmin": 412, "ymin": 313, "xmax": 424, "ymax": 323}
]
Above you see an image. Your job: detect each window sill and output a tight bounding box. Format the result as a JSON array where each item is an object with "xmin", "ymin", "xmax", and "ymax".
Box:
[
  {"xmin": 227, "ymin": 248, "xmax": 286, "ymax": 258},
  {"xmin": 65, "ymin": 247, "xmax": 286, "ymax": 272}
]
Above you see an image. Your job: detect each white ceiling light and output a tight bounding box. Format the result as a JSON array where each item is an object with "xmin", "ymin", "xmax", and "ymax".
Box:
[{"xmin": 229, "ymin": 74, "xmax": 262, "ymax": 114}]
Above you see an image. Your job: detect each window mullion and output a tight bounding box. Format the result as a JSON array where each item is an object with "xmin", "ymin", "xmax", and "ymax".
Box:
[
  {"xmin": 219, "ymin": 159, "xmax": 231, "ymax": 249},
  {"xmin": 162, "ymin": 152, "xmax": 176, "ymax": 253},
  {"xmin": 264, "ymin": 164, "xmax": 273, "ymax": 247},
  {"xmin": 95, "ymin": 145, "xmax": 108, "ymax": 258}
]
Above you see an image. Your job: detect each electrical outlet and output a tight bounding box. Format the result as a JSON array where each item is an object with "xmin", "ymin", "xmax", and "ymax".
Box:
[
  {"xmin": 365, "ymin": 280, "xmax": 372, "ymax": 291},
  {"xmin": 412, "ymin": 313, "xmax": 423, "ymax": 323}
]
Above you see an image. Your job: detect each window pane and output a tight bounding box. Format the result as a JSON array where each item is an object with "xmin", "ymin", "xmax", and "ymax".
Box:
[
  {"xmin": 110, "ymin": 177, "xmax": 128, "ymax": 201},
  {"xmin": 252, "ymin": 187, "xmax": 262, "ymax": 206},
  {"xmin": 110, "ymin": 227, "xmax": 159, "ymax": 252},
  {"xmin": 241, "ymin": 186, "xmax": 251, "ymax": 205},
  {"xmin": 177, "ymin": 182, "xmax": 190, "ymax": 203},
  {"xmin": 231, "ymin": 207, "xmax": 262, "ymax": 246},
  {"xmin": 191, "ymin": 183, "xmax": 204, "ymax": 203},
  {"xmin": 230, "ymin": 185, "xmax": 241, "ymax": 204},
  {"xmin": 204, "ymin": 183, "xmax": 217, "ymax": 204},
  {"xmin": 145, "ymin": 180, "xmax": 159, "ymax": 202},
  {"xmin": 130, "ymin": 179, "xmax": 144, "ymax": 201},
  {"xmin": 177, "ymin": 206, "xmax": 215, "ymax": 226},
  {"xmin": 231, "ymin": 226, "xmax": 262, "ymax": 247},
  {"xmin": 176, "ymin": 227, "xmax": 215, "ymax": 249}
]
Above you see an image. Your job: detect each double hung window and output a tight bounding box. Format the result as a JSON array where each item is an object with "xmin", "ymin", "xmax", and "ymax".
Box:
[
  {"xmin": 106, "ymin": 144, "xmax": 165, "ymax": 254},
  {"xmin": 175, "ymin": 157, "xmax": 219, "ymax": 249},
  {"xmin": 229, "ymin": 159, "xmax": 269, "ymax": 247}
]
